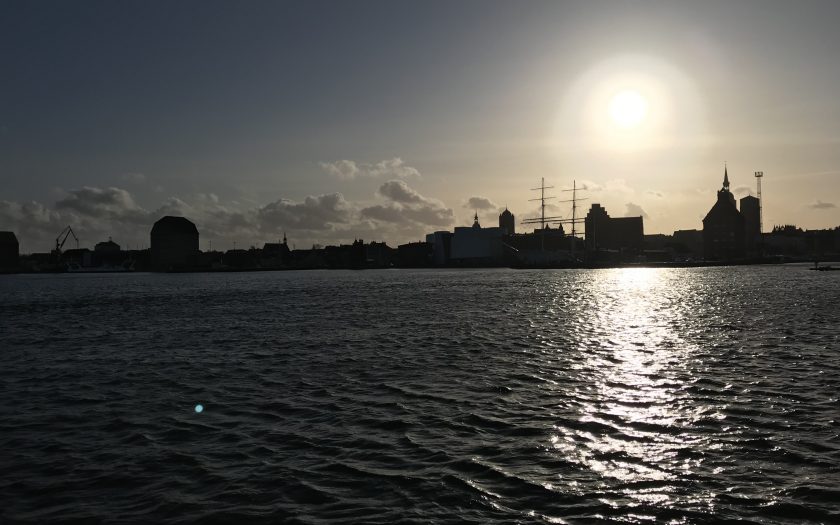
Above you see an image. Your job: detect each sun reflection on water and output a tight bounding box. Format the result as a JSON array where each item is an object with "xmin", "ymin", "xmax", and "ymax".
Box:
[{"xmin": 549, "ymin": 268, "xmax": 710, "ymax": 508}]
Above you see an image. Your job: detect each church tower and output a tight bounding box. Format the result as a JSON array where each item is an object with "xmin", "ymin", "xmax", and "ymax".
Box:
[
  {"xmin": 718, "ymin": 164, "xmax": 736, "ymax": 206},
  {"xmin": 703, "ymin": 165, "xmax": 745, "ymax": 260},
  {"xmin": 498, "ymin": 207, "xmax": 515, "ymax": 234}
]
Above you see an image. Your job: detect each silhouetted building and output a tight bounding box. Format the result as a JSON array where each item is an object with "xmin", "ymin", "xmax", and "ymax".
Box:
[
  {"xmin": 673, "ymin": 229, "xmax": 703, "ymax": 259},
  {"xmin": 804, "ymin": 227, "xmax": 840, "ymax": 258},
  {"xmin": 150, "ymin": 216, "xmax": 199, "ymax": 270},
  {"xmin": 644, "ymin": 234, "xmax": 671, "ymax": 250},
  {"xmin": 702, "ymin": 168, "xmax": 745, "ymax": 261},
  {"xmin": 365, "ymin": 241, "xmax": 394, "ymax": 268},
  {"xmin": 764, "ymin": 224, "xmax": 807, "ymax": 256},
  {"xmin": 91, "ymin": 237, "xmax": 126, "ymax": 268},
  {"xmin": 506, "ymin": 225, "xmax": 571, "ymax": 251},
  {"xmin": 323, "ymin": 239, "xmax": 367, "ymax": 268},
  {"xmin": 450, "ymin": 212, "xmax": 506, "ymax": 263},
  {"xmin": 584, "ymin": 204, "xmax": 644, "ymax": 252},
  {"xmin": 426, "ymin": 231, "xmax": 453, "ymax": 265},
  {"xmin": 61, "ymin": 248, "xmax": 93, "ymax": 268},
  {"xmin": 740, "ymin": 195, "xmax": 760, "ymax": 253},
  {"xmin": 499, "ymin": 208, "xmax": 515, "ymax": 234},
  {"xmin": 262, "ymin": 233, "xmax": 291, "ymax": 267},
  {"xmin": 0, "ymin": 231, "xmax": 19, "ymax": 269},
  {"xmin": 505, "ymin": 225, "xmax": 582, "ymax": 266},
  {"xmin": 94, "ymin": 237, "xmax": 121, "ymax": 253},
  {"xmin": 397, "ymin": 241, "xmax": 433, "ymax": 267},
  {"xmin": 288, "ymin": 248, "xmax": 327, "ymax": 269},
  {"xmin": 220, "ymin": 249, "xmax": 253, "ymax": 268}
]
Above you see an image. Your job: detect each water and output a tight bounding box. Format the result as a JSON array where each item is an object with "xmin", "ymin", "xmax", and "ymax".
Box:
[{"xmin": 1, "ymin": 267, "xmax": 839, "ymax": 524}]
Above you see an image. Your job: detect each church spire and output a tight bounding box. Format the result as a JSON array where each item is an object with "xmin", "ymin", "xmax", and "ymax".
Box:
[
  {"xmin": 472, "ymin": 211, "xmax": 480, "ymax": 228},
  {"xmin": 723, "ymin": 163, "xmax": 730, "ymax": 191}
]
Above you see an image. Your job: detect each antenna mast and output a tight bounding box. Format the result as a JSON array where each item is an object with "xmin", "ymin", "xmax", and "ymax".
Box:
[
  {"xmin": 571, "ymin": 181, "xmax": 577, "ymax": 258},
  {"xmin": 754, "ymin": 171, "xmax": 763, "ymax": 234}
]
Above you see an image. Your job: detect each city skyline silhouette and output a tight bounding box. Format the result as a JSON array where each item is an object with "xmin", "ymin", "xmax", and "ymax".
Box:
[{"xmin": 2, "ymin": 1, "xmax": 840, "ymax": 253}]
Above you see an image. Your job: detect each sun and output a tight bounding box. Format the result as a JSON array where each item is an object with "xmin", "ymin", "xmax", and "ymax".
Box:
[{"xmin": 609, "ymin": 90, "xmax": 648, "ymax": 128}]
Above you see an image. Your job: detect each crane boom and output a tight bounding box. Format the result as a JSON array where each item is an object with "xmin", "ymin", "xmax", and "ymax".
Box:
[{"xmin": 55, "ymin": 226, "xmax": 79, "ymax": 253}]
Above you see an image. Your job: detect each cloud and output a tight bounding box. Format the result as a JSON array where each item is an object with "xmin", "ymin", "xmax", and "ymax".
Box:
[
  {"xmin": 358, "ymin": 205, "xmax": 404, "ymax": 223},
  {"xmin": 808, "ymin": 200, "xmax": 836, "ymax": 210},
  {"xmin": 465, "ymin": 196, "xmax": 497, "ymax": 210},
  {"xmin": 0, "ymin": 200, "xmax": 64, "ymax": 243},
  {"xmin": 732, "ymin": 185, "xmax": 752, "ymax": 197},
  {"xmin": 55, "ymin": 186, "xmax": 147, "ymax": 223},
  {"xmin": 361, "ymin": 204, "xmax": 453, "ymax": 227},
  {"xmin": 577, "ymin": 180, "xmax": 603, "ymax": 192},
  {"xmin": 377, "ymin": 180, "xmax": 427, "ymax": 204},
  {"xmin": 575, "ymin": 179, "xmax": 632, "ymax": 195},
  {"xmin": 257, "ymin": 193, "xmax": 352, "ymax": 231},
  {"xmin": 2, "ymin": 179, "xmax": 457, "ymax": 252},
  {"xmin": 361, "ymin": 180, "xmax": 454, "ymax": 228},
  {"xmin": 320, "ymin": 157, "xmax": 420, "ymax": 180},
  {"xmin": 319, "ymin": 160, "xmax": 360, "ymax": 180},
  {"xmin": 646, "ymin": 190, "xmax": 665, "ymax": 198},
  {"xmin": 624, "ymin": 202, "xmax": 649, "ymax": 219}
]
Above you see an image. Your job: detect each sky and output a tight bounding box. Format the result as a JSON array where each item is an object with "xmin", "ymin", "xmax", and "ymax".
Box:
[{"xmin": 2, "ymin": 0, "xmax": 839, "ymax": 252}]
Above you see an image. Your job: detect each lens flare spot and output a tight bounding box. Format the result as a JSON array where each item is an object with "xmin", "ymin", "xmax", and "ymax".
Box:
[{"xmin": 195, "ymin": 404, "xmax": 204, "ymax": 413}]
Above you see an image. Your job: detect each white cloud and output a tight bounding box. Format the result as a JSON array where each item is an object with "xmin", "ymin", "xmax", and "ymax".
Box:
[
  {"xmin": 55, "ymin": 186, "xmax": 145, "ymax": 220},
  {"xmin": 625, "ymin": 202, "xmax": 649, "ymax": 219},
  {"xmin": 361, "ymin": 180, "xmax": 454, "ymax": 229},
  {"xmin": 577, "ymin": 179, "xmax": 603, "ymax": 192},
  {"xmin": 732, "ymin": 185, "xmax": 752, "ymax": 197},
  {"xmin": 319, "ymin": 157, "xmax": 420, "ymax": 180},
  {"xmin": 257, "ymin": 193, "xmax": 352, "ymax": 231},
  {"xmin": 377, "ymin": 180, "xmax": 427, "ymax": 204},
  {"xmin": 465, "ymin": 196, "xmax": 497, "ymax": 210}
]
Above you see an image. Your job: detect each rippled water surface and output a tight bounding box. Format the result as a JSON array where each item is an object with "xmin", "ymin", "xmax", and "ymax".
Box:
[{"xmin": 2, "ymin": 267, "xmax": 839, "ymax": 524}]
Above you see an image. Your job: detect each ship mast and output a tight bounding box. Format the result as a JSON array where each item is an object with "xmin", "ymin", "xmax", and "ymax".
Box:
[
  {"xmin": 522, "ymin": 177, "xmax": 558, "ymax": 251},
  {"xmin": 521, "ymin": 177, "xmax": 586, "ymax": 257}
]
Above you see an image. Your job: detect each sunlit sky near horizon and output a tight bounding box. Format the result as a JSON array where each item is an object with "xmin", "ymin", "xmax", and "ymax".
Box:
[{"xmin": 2, "ymin": 0, "xmax": 839, "ymax": 252}]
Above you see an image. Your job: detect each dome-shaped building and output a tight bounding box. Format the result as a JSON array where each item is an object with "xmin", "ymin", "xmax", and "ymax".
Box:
[{"xmin": 150, "ymin": 216, "xmax": 199, "ymax": 270}]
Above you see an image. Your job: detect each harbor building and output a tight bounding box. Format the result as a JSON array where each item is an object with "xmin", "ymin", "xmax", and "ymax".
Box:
[
  {"xmin": 94, "ymin": 237, "xmax": 121, "ymax": 253},
  {"xmin": 702, "ymin": 168, "xmax": 746, "ymax": 261},
  {"xmin": 150, "ymin": 216, "xmax": 199, "ymax": 270},
  {"xmin": 584, "ymin": 204, "xmax": 644, "ymax": 252},
  {"xmin": 673, "ymin": 229, "xmax": 703, "ymax": 259},
  {"xmin": 0, "ymin": 231, "xmax": 19, "ymax": 269},
  {"xmin": 449, "ymin": 213, "xmax": 506, "ymax": 264},
  {"xmin": 426, "ymin": 231, "xmax": 453, "ymax": 265},
  {"xmin": 397, "ymin": 241, "xmax": 433, "ymax": 267}
]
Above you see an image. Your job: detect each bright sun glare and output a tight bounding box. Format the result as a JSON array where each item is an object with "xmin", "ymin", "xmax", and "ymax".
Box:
[{"xmin": 609, "ymin": 90, "xmax": 648, "ymax": 128}]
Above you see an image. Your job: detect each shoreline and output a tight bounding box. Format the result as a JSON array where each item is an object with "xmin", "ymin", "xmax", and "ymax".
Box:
[{"xmin": 4, "ymin": 258, "xmax": 838, "ymax": 275}]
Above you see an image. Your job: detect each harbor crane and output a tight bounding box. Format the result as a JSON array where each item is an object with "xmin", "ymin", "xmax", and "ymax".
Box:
[{"xmin": 54, "ymin": 226, "xmax": 79, "ymax": 254}]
